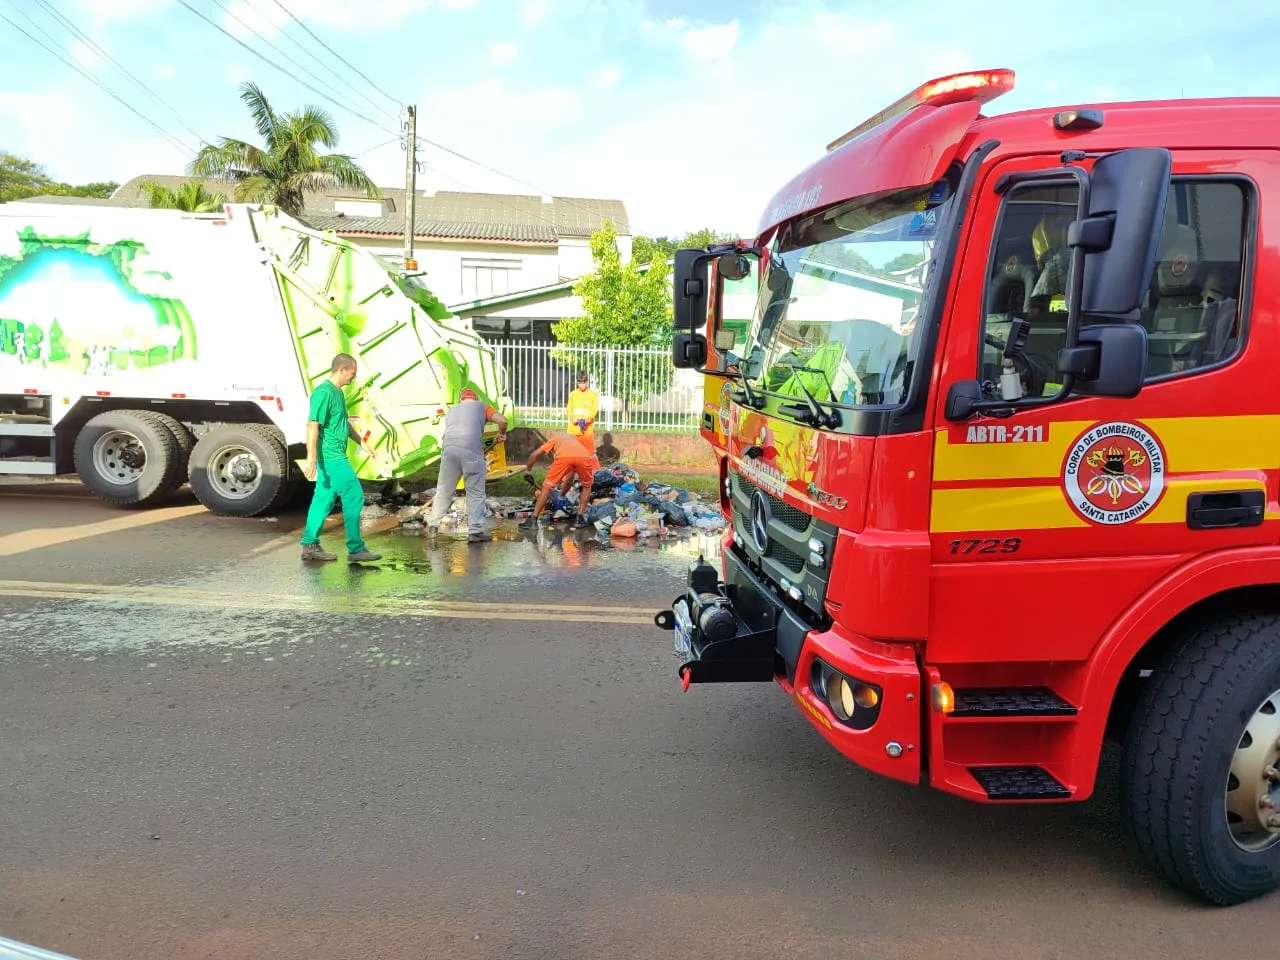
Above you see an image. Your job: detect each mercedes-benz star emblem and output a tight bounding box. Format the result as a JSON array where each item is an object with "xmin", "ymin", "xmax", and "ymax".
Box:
[{"xmin": 749, "ymin": 490, "xmax": 770, "ymax": 553}]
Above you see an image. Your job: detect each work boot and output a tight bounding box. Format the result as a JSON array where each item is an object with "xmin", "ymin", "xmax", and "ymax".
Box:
[
  {"xmin": 518, "ymin": 515, "xmax": 540, "ymax": 530},
  {"xmin": 467, "ymin": 531, "xmax": 493, "ymax": 542},
  {"xmin": 301, "ymin": 543, "xmax": 337, "ymax": 562},
  {"xmin": 348, "ymin": 549, "xmax": 382, "ymax": 563}
]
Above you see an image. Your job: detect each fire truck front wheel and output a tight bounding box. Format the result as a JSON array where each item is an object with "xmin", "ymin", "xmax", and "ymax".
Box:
[
  {"xmin": 1123, "ymin": 611, "xmax": 1280, "ymax": 905},
  {"xmin": 188, "ymin": 424, "xmax": 292, "ymax": 518},
  {"xmin": 73, "ymin": 409, "xmax": 184, "ymax": 508}
]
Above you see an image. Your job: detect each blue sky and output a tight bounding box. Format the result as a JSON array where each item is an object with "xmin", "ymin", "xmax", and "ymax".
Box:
[{"xmin": 1, "ymin": 0, "xmax": 1277, "ymax": 237}]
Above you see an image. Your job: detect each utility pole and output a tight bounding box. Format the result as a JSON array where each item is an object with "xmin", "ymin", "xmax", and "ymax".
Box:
[{"xmin": 402, "ymin": 105, "xmax": 418, "ymax": 272}]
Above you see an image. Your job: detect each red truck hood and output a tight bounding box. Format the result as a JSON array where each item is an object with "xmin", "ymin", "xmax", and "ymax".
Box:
[{"xmin": 729, "ymin": 403, "xmax": 872, "ymax": 533}]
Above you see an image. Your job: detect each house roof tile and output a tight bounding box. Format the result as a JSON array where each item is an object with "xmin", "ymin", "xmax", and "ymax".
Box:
[{"xmin": 71, "ymin": 175, "xmax": 630, "ymax": 242}]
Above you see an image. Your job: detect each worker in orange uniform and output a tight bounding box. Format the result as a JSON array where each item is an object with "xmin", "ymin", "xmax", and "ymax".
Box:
[
  {"xmin": 566, "ymin": 371, "xmax": 599, "ymax": 455},
  {"xmin": 520, "ymin": 432, "xmax": 598, "ymax": 530}
]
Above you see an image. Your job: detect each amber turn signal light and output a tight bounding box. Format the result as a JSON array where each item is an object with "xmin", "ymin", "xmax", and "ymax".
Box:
[{"xmin": 932, "ymin": 682, "xmax": 955, "ymax": 714}]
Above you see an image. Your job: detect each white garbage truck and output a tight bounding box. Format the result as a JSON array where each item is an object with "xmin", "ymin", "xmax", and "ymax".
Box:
[{"xmin": 0, "ymin": 200, "xmax": 515, "ymax": 516}]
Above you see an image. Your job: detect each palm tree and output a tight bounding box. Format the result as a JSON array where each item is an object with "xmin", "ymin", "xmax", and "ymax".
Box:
[
  {"xmin": 142, "ymin": 180, "xmax": 227, "ymax": 212},
  {"xmin": 189, "ymin": 81, "xmax": 378, "ymax": 217}
]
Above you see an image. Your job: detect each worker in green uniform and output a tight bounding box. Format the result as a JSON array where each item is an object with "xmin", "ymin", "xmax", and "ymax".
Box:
[{"xmin": 300, "ymin": 353, "xmax": 383, "ymax": 563}]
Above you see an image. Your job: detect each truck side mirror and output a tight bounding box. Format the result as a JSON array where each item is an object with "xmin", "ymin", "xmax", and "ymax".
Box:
[
  {"xmin": 1073, "ymin": 147, "xmax": 1172, "ymax": 317},
  {"xmin": 674, "ymin": 331, "xmax": 708, "ymax": 369},
  {"xmin": 717, "ymin": 253, "xmax": 751, "ymax": 281},
  {"xmin": 673, "ymin": 248, "xmax": 710, "ymax": 332},
  {"xmin": 1057, "ymin": 323, "xmax": 1148, "ymax": 398}
]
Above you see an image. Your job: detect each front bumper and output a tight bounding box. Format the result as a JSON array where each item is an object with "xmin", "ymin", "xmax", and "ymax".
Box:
[{"xmin": 656, "ymin": 548, "xmax": 923, "ymax": 785}]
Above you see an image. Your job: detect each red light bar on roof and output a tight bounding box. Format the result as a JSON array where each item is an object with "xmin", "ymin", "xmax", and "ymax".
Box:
[{"xmin": 826, "ymin": 68, "xmax": 1016, "ymax": 153}]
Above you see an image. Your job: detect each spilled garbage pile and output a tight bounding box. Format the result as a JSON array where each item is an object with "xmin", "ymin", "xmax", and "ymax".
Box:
[{"xmin": 375, "ymin": 462, "xmax": 727, "ymax": 541}]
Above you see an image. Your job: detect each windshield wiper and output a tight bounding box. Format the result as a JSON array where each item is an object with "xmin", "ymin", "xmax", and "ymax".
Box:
[
  {"xmin": 731, "ymin": 371, "xmax": 765, "ymax": 409},
  {"xmin": 775, "ymin": 361, "xmax": 842, "ymax": 429}
]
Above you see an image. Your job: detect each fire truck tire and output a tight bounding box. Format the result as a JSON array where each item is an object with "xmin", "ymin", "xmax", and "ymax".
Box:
[
  {"xmin": 1122, "ymin": 611, "xmax": 1280, "ymax": 905},
  {"xmin": 188, "ymin": 423, "xmax": 291, "ymax": 518},
  {"xmin": 73, "ymin": 409, "xmax": 182, "ymax": 508},
  {"xmin": 145, "ymin": 411, "xmax": 194, "ymax": 495}
]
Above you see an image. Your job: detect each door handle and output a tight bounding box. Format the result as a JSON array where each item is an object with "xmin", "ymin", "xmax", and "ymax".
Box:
[{"xmin": 1186, "ymin": 490, "xmax": 1265, "ymax": 530}]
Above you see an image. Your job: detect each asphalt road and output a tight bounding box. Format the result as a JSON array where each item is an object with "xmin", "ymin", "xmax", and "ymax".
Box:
[{"xmin": 1, "ymin": 481, "xmax": 1273, "ymax": 960}]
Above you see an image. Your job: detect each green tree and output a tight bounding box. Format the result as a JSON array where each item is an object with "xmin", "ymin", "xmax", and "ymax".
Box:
[
  {"xmin": 553, "ymin": 219, "xmax": 674, "ymax": 409},
  {"xmin": 631, "ymin": 234, "xmax": 676, "ymax": 265},
  {"xmin": 1, "ymin": 151, "xmax": 117, "ymax": 202},
  {"xmin": 190, "ymin": 82, "xmax": 378, "ymax": 217},
  {"xmin": 0, "ymin": 151, "xmax": 47, "ymax": 201},
  {"xmin": 142, "ymin": 180, "xmax": 228, "ymax": 212},
  {"xmin": 631, "ymin": 227, "xmax": 737, "ymax": 265}
]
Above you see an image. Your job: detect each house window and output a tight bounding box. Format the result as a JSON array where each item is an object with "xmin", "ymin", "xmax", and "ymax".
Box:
[{"xmin": 461, "ymin": 258, "xmax": 522, "ymax": 299}]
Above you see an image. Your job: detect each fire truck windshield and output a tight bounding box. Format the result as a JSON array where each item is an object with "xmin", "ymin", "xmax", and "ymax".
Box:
[{"xmin": 743, "ymin": 181, "xmax": 953, "ymax": 408}]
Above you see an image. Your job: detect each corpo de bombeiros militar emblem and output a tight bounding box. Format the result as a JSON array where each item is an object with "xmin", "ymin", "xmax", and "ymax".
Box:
[{"xmin": 1063, "ymin": 421, "xmax": 1167, "ymax": 525}]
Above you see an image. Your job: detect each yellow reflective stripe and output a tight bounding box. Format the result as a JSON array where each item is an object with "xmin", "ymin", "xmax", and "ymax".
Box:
[
  {"xmin": 934, "ymin": 415, "xmax": 1280, "ymax": 483},
  {"xmin": 933, "ymin": 421, "xmax": 1091, "ymax": 482},
  {"xmin": 1140, "ymin": 416, "xmax": 1280, "ymax": 472},
  {"xmin": 930, "ymin": 486, "xmax": 1084, "ymax": 533},
  {"xmin": 930, "ymin": 476, "xmax": 1271, "ymax": 533}
]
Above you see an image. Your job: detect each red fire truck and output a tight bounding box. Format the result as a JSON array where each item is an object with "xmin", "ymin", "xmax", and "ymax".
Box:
[{"xmin": 656, "ymin": 68, "xmax": 1280, "ymax": 904}]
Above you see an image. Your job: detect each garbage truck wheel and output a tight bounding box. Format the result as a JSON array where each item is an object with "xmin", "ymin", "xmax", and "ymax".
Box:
[
  {"xmin": 189, "ymin": 424, "xmax": 291, "ymax": 517},
  {"xmin": 73, "ymin": 409, "xmax": 182, "ymax": 508},
  {"xmin": 145, "ymin": 411, "xmax": 194, "ymax": 495}
]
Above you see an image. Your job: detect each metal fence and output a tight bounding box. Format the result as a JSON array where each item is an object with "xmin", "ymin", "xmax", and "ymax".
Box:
[{"xmin": 490, "ymin": 341, "xmax": 704, "ymax": 433}]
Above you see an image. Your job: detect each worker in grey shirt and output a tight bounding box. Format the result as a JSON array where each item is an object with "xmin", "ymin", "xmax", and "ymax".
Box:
[{"xmin": 427, "ymin": 388, "xmax": 508, "ymax": 542}]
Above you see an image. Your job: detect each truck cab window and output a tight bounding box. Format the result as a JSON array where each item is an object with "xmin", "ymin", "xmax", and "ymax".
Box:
[{"xmin": 980, "ymin": 179, "xmax": 1249, "ymax": 398}]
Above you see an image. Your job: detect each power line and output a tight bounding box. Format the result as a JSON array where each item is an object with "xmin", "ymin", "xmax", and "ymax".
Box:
[
  {"xmin": 263, "ymin": 0, "xmax": 402, "ymax": 112},
  {"xmin": 166, "ymin": 1, "xmax": 616, "ymax": 232},
  {"xmin": 29, "ymin": 0, "xmax": 209, "ymax": 147},
  {"xmin": 416, "ymin": 134, "xmax": 618, "ymax": 225},
  {"xmin": 236, "ymin": 0, "xmax": 400, "ymax": 124},
  {"xmin": 207, "ymin": 0, "xmax": 399, "ymax": 128},
  {"xmin": 180, "ymin": 0, "xmax": 609, "ymax": 225},
  {"xmin": 0, "ymin": 8, "xmax": 197, "ymax": 158},
  {"xmin": 175, "ymin": 0, "xmax": 398, "ymax": 140},
  {"xmin": 352, "ymin": 137, "xmax": 401, "ymax": 156}
]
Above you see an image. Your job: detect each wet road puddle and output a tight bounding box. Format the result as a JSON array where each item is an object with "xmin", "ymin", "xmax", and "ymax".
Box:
[{"xmin": 0, "ymin": 517, "xmax": 723, "ymax": 663}]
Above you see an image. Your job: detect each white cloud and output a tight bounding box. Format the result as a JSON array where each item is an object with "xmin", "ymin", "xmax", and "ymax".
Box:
[
  {"xmin": 811, "ymin": 14, "xmax": 895, "ymax": 53},
  {"xmin": 682, "ymin": 20, "xmax": 740, "ymax": 62},
  {"xmin": 0, "ymin": 89, "xmax": 186, "ymax": 183},
  {"xmin": 441, "ymin": 0, "xmax": 477, "ymax": 8},
  {"xmin": 71, "ymin": 40, "xmax": 103, "ymax": 69},
  {"xmin": 76, "ymin": 0, "xmax": 171, "ymax": 27},
  {"xmin": 226, "ymin": 63, "xmax": 251, "ymax": 85},
  {"xmin": 274, "ymin": 0, "xmax": 434, "ymax": 30},
  {"xmin": 591, "ymin": 65, "xmax": 621, "ymax": 89},
  {"xmin": 520, "ymin": 0, "xmax": 550, "ymax": 24},
  {"xmin": 222, "ymin": 0, "xmax": 288, "ymax": 39},
  {"xmin": 489, "ymin": 41, "xmax": 520, "ymax": 67},
  {"xmin": 664, "ymin": 18, "xmax": 686, "ymax": 28}
]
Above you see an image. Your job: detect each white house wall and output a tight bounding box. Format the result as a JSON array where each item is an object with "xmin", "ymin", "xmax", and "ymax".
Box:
[{"xmin": 342, "ymin": 236, "xmax": 562, "ymax": 307}]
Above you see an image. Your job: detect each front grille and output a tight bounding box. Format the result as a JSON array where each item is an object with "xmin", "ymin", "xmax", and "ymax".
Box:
[
  {"xmin": 736, "ymin": 475, "xmax": 809, "ymax": 532},
  {"xmin": 771, "ymin": 543, "xmax": 806, "ymax": 573},
  {"xmin": 728, "ymin": 466, "xmax": 835, "ymax": 625}
]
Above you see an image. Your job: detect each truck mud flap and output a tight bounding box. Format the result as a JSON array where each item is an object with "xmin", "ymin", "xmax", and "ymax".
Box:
[{"xmin": 654, "ymin": 555, "xmax": 777, "ymax": 687}]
